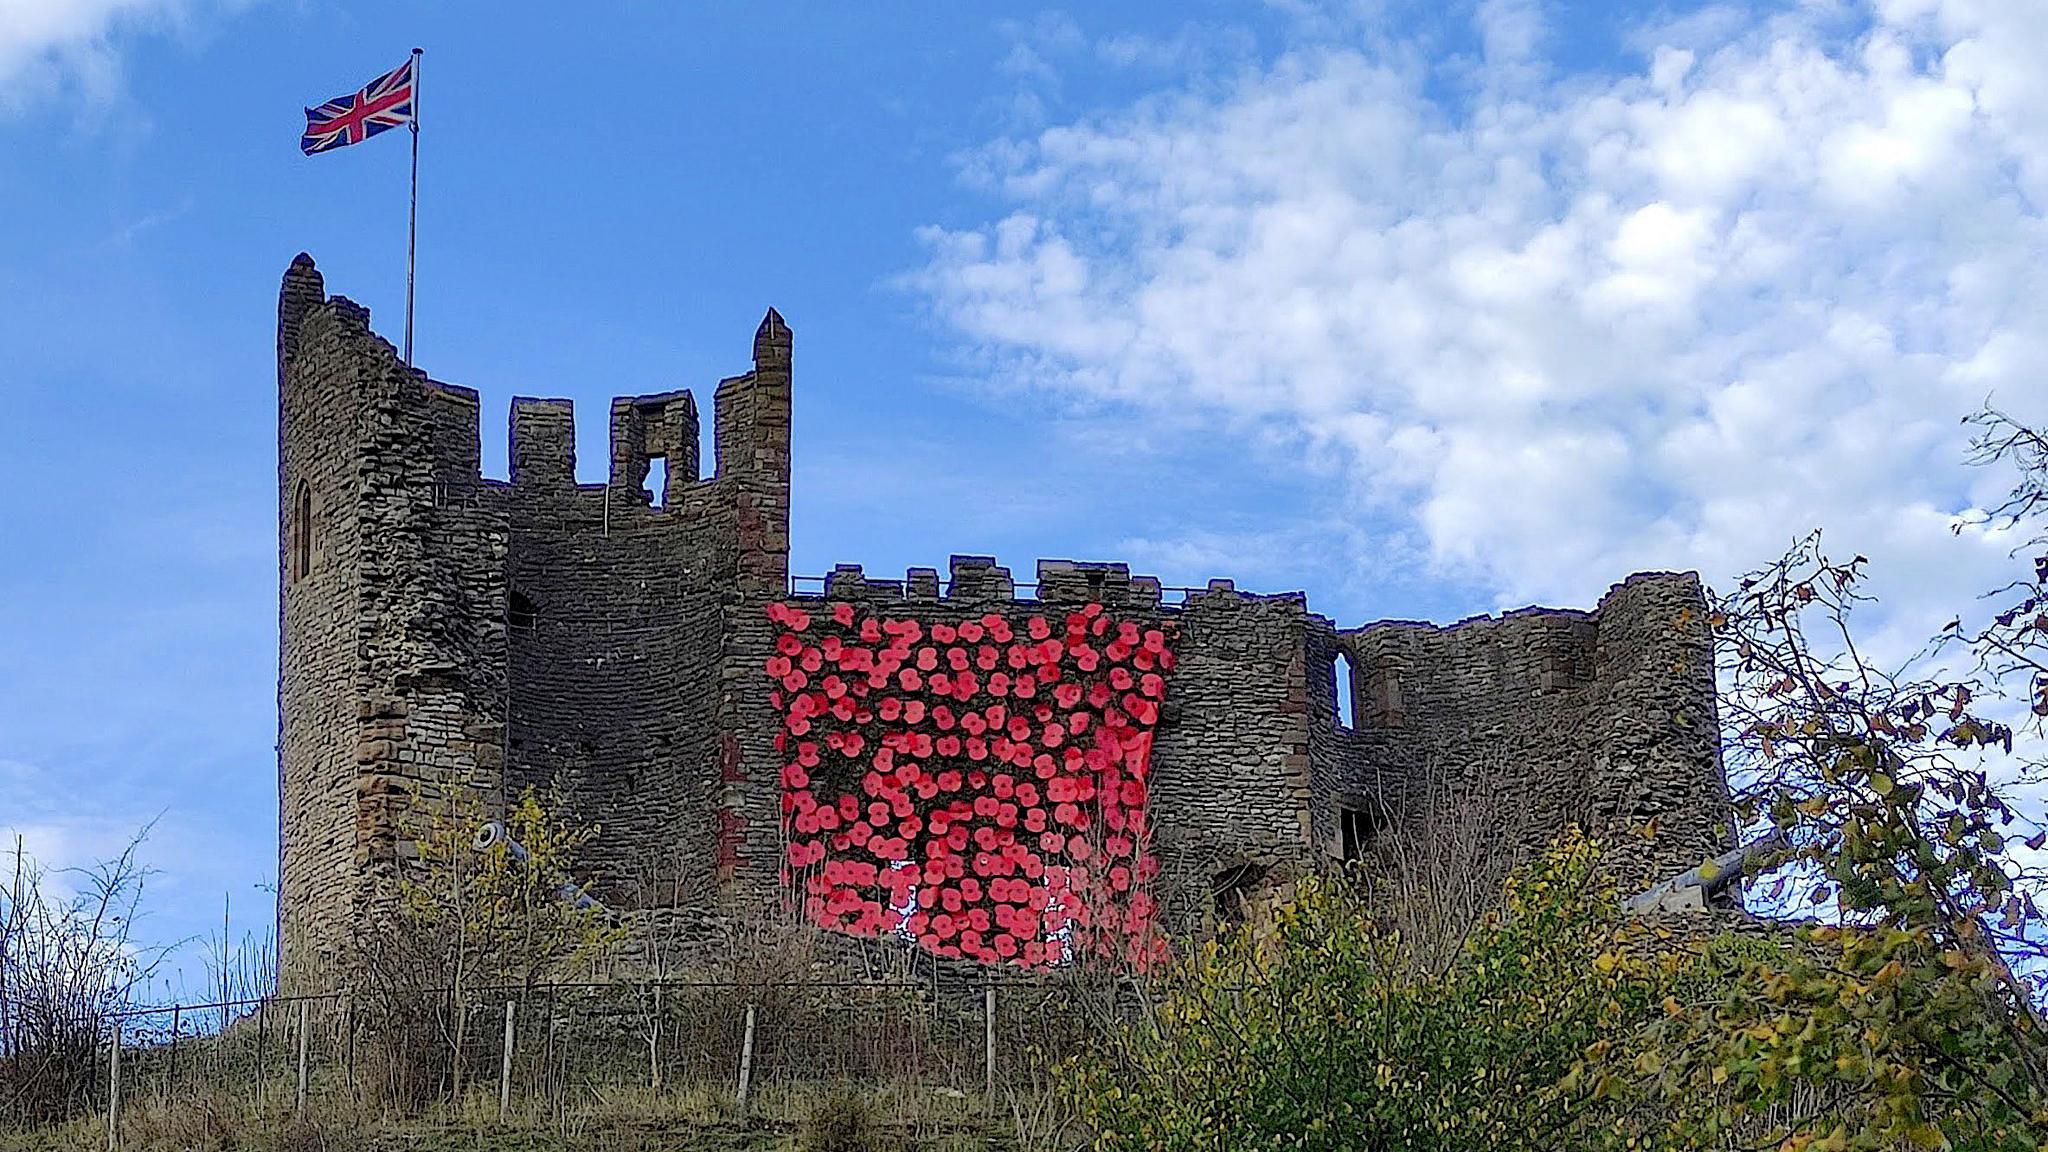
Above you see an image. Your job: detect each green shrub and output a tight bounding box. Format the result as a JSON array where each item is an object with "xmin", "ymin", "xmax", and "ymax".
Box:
[
  {"xmin": 797, "ymin": 1082, "xmax": 888, "ymax": 1152},
  {"xmin": 1061, "ymin": 830, "xmax": 1671, "ymax": 1151}
]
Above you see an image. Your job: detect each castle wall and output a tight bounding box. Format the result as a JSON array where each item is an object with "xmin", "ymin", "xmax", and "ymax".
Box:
[
  {"xmin": 351, "ymin": 363, "xmax": 508, "ymax": 890},
  {"xmin": 1313, "ymin": 573, "xmax": 1732, "ymax": 890},
  {"xmin": 276, "ymin": 249, "xmax": 1729, "ymax": 988},
  {"xmin": 1144, "ymin": 585, "xmax": 1316, "ymax": 935},
  {"xmin": 1584, "ymin": 573, "xmax": 1731, "ymax": 884},
  {"xmin": 742, "ymin": 558, "xmax": 1322, "ymax": 944},
  {"xmin": 707, "ymin": 320, "xmax": 793, "ymax": 912},
  {"xmin": 277, "ymin": 259, "xmax": 367, "ymax": 989},
  {"xmin": 278, "ymin": 255, "xmax": 794, "ymax": 987},
  {"xmin": 277, "ymin": 260, "xmax": 512, "ymax": 992},
  {"xmin": 496, "ymin": 395, "xmax": 730, "ymax": 904}
]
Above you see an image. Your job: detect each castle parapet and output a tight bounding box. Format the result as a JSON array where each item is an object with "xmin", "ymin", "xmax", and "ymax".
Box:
[
  {"xmin": 510, "ymin": 398, "xmax": 577, "ymax": 489},
  {"xmin": 949, "ymin": 555, "xmax": 1014, "ymax": 602},
  {"xmin": 1037, "ymin": 560, "xmax": 1163, "ymax": 608},
  {"xmin": 609, "ymin": 390, "xmax": 699, "ymax": 504},
  {"xmin": 796, "ymin": 556, "xmax": 1183, "ymax": 611}
]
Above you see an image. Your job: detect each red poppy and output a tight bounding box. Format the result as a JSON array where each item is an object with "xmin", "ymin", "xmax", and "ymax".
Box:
[{"xmin": 769, "ymin": 601, "xmax": 1172, "ymax": 971}]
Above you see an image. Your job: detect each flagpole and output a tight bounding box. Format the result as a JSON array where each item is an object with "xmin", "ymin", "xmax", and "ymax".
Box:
[{"xmin": 404, "ymin": 46, "xmax": 422, "ymax": 369}]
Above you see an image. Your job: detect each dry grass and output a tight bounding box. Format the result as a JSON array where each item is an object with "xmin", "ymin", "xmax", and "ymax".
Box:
[{"xmin": 0, "ymin": 1079, "xmax": 1038, "ymax": 1152}]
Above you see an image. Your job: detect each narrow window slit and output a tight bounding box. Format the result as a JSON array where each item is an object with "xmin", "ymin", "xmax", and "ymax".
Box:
[
  {"xmin": 290, "ymin": 480, "xmax": 312, "ymax": 583},
  {"xmin": 644, "ymin": 455, "xmax": 668, "ymax": 508},
  {"xmin": 1333, "ymin": 650, "xmax": 1356, "ymax": 730}
]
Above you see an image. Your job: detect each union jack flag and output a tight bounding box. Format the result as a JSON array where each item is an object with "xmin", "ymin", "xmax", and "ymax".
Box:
[{"xmin": 301, "ymin": 58, "xmax": 415, "ymax": 155}]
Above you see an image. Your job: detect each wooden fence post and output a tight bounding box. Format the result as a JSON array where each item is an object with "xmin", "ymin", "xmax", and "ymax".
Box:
[
  {"xmin": 295, "ymin": 1000, "xmax": 310, "ymax": 1114},
  {"xmin": 168, "ymin": 1004, "xmax": 180, "ymax": 1090},
  {"xmin": 983, "ymin": 985, "xmax": 997, "ymax": 1099},
  {"xmin": 499, "ymin": 1001, "xmax": 516, "ymax": 1119},
  {"xmin": 106, "ymin": 1022, "xmax": 120, "ymax": 1152},
  {"xmin": 255, "ymin": 1000, "xmax": 268, "ymax": 1106},
  {"xmin": 342, "ymin": 993, "xmax": 355, "ymax": 1094},
  {"xmin": 735, "ymin": 1002, "xmax": 758, "ymax": 1118},
  {"xmin": 544, "ymin": 987, "xmax": 558, "ymax": 1104}
]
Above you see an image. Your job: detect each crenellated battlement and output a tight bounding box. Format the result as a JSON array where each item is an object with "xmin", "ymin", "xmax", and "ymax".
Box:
[
  {"xmin": 793, "ymin": 557, "xmax": 1313, "ymax": 615},
  {"xmin": 805, "ymin": 556, "xmax": 1164, "ymax": 609},
  {"xmin": 281, "ymin": 252, "xmax": 786, "ymax": 509}
]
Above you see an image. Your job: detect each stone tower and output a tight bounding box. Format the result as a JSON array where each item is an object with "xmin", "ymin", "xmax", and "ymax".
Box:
[{"xmin": 275, "ymin": 254, "xmax": 792, "ymax": 990}]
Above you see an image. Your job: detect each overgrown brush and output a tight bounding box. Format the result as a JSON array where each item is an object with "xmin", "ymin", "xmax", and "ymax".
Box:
[
  {"xmin": 796, "ymin": 1082, "xmax": 887, "ymax": 1152},
  {"xmin": 0, "ymin": 832, "xmax": 165, "ymax": 1127}
]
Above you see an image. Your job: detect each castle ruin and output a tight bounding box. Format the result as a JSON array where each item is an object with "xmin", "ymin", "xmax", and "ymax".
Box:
[{"xmin": 276, "ymin": 253, "xmax": 1734, "ymax": 987}]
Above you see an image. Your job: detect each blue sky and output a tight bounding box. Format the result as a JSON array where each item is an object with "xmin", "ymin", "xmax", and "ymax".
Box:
[{"xmin": 4, "ymin": 0, "xmax": 2046, "ymax": 998}]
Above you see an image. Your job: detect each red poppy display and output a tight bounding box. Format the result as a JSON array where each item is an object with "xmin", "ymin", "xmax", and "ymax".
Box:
[{"xmin": 764, "ymin": 599, "xmax": 1175, "ymax": 971}]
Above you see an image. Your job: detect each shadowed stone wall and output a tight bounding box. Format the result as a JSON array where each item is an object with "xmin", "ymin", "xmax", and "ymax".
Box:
[{"xmin": 1306, "ymin": 573, "xmax": 1732, "ymax": 894}]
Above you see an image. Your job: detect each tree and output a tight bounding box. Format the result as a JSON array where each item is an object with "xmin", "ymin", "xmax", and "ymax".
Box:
[
  {"xmin": 1574, "ymin": 405, "xmax": 2048, "ymax": 1150},
  {"xmin": 1069, "ymin": 406, "xmax": 2048, "ymax": 1151},
  {"xmin": 1064, "ymin": 831, "xmax": 1679, "ymax": 1151},
  {"xmin": 399, "ymin": 785, "xmax": 620, "ymax": 996},
  {"xmin": 355, "ymin": 785, "xmax": 620, "ymax": 1104}
]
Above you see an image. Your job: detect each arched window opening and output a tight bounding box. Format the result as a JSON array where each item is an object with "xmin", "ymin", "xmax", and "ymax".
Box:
[
  {"xmin": 509, "ymin": 590, "xmax": 538, "ymax": 635},
  {"xmin": 290, "ymin": 480, "xmax": 312, "ymax": 583},
  {"xmin": 1332, "ymin": 650, "xmax": 1356, "ymax": 730}
]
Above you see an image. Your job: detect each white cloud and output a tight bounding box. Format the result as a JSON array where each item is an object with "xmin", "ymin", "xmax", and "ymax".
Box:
[
  {"xmin": 1096, "ymin": 24, "xmax": 1260, "ymax": 72},
  {"xmin": 0, "ymin": 0, "xmax": 235, "ymax": 112},
  {"xmin": 911, "ymin": 0, "xmax": 2048, "ymax": 661}
]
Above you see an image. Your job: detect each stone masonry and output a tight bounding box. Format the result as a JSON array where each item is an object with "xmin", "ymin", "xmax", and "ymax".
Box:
[{"xmin": 276, "ymin": 253, "xmax": 1735, "ymax": 990}]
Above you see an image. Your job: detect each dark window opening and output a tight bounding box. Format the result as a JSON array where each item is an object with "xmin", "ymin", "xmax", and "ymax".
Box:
[
  {"xmin": 290, "ymin": 480, "xmax": 312, "ymax": 583},
  {"xmin": 644, "ymin": 455, "xmax": 668, "ymax": 508},
  {"xmin": 1333, "ymin": 650, "xmax": 1356, "ymax": 729},
  {"xmin": 1338, "ymin": 804, "xmax": 1383, "ymax": 863},
  {"xmin": 509, "ymin": 591, "xmax": 538, "ymax": 634},
  {"xmin": 1212, "ymin": 862, "xmax": 1268, "ymax": 928}
]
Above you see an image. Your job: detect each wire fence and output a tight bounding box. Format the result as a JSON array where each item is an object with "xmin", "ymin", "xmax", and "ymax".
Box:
[{"xmin": 46, "ymin": 977, "xmax": 1121, "ymax": 1141}]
